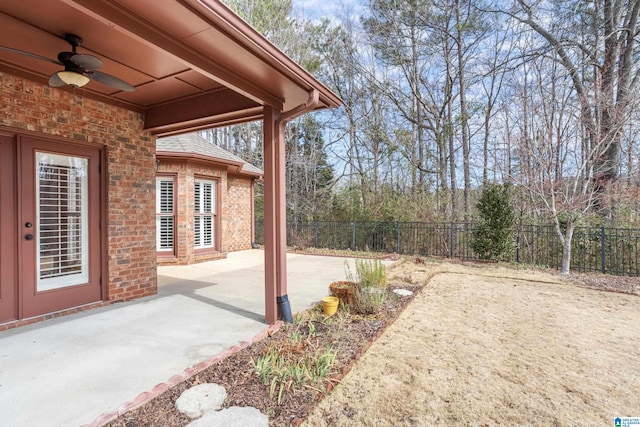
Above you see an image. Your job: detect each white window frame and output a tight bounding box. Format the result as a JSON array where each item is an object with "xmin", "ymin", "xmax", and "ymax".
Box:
[
  {"xmin": 194, "ymin": 178, "xmax": 216, "ymax": 250},
  {"xmin": 156, "ymin": 177, "xmax": 175, "ymax": 253}
]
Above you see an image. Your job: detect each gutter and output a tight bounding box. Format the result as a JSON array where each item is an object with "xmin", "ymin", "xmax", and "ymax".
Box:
[
  {"xmin": 156, "ymin": 151, "xmax": 262, "ymax": 178},
  {"xmin": 196, "ymin": 0, "xmax": 341, "ymax": 110},
  {"xmin": 281, "ymin": 89, "xmax": 320, "ymax": 124}
]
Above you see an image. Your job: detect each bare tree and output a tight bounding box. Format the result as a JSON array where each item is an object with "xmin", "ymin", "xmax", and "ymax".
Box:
[
  {"xmin": 478, "ymin": 13, "xmax": 513, "ymax": 185},
  {"xmin": 499, "ymin": 0, "xmax": 640, "ymax": 215},
  {"xmin": 511, "ymin": 52, "xmax": 618, "ymax": 273}
]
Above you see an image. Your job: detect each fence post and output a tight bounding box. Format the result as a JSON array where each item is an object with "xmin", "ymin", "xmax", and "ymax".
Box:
[
  {"xmin": 396, "ymin": 221, "xmax": 401, "ymax": 254},
  {"xmin": 351, "ymin": 221, "xmax": 356, "ymax": 251},
  {"xmin": 450, "ymin": 222, "xmax": 454, "ymax": 258},
  {"xmin": 516, "ymin": 227, "xmax": 520, "ymax": 263},
  {"xmin": 601, "ymin": 226, "xmax": 606, "ymax": 274},
  {"xmin": 314, "ymin": 220, "xmax": 319, "ymax": 248}
]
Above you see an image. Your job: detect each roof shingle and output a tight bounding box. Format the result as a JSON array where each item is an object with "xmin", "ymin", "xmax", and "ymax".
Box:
[{"xmin": 157, "ymin": 133, "xmax": 263, "ymax": 176}]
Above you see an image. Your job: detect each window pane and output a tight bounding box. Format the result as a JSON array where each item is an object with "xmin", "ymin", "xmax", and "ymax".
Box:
[
  {"xmin": 36, "ymin": 152, "xmax": 88, "ymax": 291},
  {"xmin": 195, "ymin": 180, "xmax": 215, "ymax": 214},
  {"xmin": 194, "ymin": 216, "xmax": 201, "ymax": 247},
  {"xmin": 194, "ymin": 179, "xmax": 215, "ymax": 249},
  {"xmin": 203, "ymin": 183, "xmax": 212, "ymax": 213},
  {"xmin": 194, "ymin": 182, "xmax": 201, "ymax": 213},
  {"xmin": 156, "ymin": 178, "xmax": 174, "ymax": 252},
  {"xmin": 203, "ymin": 216, "xmax": 213, "ymax": 246},
  {"xmin": 159, "ymin": 180, "xmax": 173, "ymax": 213},
  {"xmin": 157, "ymin": 216, "xmax": 173, "ymax": 250}
]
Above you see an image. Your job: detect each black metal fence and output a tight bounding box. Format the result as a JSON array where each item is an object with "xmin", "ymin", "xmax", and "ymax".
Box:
[{"xmin": 254, "ymin": 221, "xmax": 640, "ymax": 276}]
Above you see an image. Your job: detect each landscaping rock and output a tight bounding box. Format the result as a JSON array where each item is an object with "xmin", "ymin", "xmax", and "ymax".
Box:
[
  {"xmin": 175, "ymin": 383, "xmax": 227, "ymax": 419},
  {"xmin": 393, "ymin": 288, "xmax": 414, "ymax": 297},
  {"xmin": 187, "ymin": 406, "xmax": 268, "ymax": 427}
]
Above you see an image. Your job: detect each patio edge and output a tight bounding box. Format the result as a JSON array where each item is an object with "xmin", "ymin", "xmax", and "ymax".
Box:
[{"xmin": 84, "ymin": 321, "xmax": 284, "ymax": 427}]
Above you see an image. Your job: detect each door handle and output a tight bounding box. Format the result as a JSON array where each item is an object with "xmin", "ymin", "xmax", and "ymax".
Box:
[{"xmin": 24, "ymin": 234, "xmax": 34, "ymax": 241}]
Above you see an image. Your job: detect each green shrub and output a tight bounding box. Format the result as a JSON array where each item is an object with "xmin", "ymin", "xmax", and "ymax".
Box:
[{"xmin": 471, "ymin": 183, "xmax": 516, "ymax": 260}]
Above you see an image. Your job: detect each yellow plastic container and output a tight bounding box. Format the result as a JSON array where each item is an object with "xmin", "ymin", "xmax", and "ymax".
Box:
[{"xmin": 321, "ymin": 296, "xmax": 340, "ymax": 316}]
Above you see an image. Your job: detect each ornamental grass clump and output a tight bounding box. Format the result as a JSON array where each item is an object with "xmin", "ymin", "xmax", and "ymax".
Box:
[
  {"xmin": 346, "ymin": 259, "xmax": 387, "ymax": 315},
  {"xmin": 251, "ymin": 314, "xmax": 338, "ymax": 404}
]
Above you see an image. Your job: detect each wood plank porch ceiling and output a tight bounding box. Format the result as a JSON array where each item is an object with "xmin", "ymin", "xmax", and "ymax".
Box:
[{"xmin": 0, "ymin": 0, "xmax": 341, "ymax": 136}]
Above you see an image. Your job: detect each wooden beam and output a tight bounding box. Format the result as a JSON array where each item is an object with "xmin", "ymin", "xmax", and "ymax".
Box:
[{"xmin": 144, "ymin": 88, "xmax": 261, "ymax": 134}]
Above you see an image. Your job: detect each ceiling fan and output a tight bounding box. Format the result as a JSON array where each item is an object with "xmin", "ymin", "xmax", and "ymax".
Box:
[{"xmin": 0, "ymin": 33, "xmax": 135, "ymax": 92}]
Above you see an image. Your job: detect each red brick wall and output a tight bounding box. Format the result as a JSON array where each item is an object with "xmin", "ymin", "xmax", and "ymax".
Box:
[
  {"xmin": 156, "ymin": 159, "xmax": 256, "ymax": 265},
  {"xmin": 1, "ymin": 72, "xmax": 157, "ymax": 303},
  {"xmin": 224, "ymin": 175, "xmax": 255, "ymax": 252}
]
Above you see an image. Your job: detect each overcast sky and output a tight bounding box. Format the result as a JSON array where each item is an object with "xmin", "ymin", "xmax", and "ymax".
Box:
[{"xmin": 292, "ymin": 0, "xmax": 365, "ymax": 21}]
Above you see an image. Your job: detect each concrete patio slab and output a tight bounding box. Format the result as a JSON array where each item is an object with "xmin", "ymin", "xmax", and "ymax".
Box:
[{"xmin": 0, "ymin": 250, "xmax": 357, "ymax": 427}]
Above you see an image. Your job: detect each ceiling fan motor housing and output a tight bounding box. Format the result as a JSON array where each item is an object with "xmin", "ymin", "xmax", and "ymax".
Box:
[
  {"xmin": 64, "ymin": 33, "xmax": 83, "ymax": 49},
  {"xmin": 58, "ymin": 51, "xmax": 78, "ymax": 66}
]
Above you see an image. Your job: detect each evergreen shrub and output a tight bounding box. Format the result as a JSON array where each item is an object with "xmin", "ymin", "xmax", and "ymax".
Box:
[{"xmin": 471, "ymin": 183, "xmax": 516, "ymax": 260}]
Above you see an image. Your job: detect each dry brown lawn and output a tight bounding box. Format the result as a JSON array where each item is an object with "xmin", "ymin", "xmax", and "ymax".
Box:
[{"xmin": 303, "ymin": 261, "xmax": 640, "ymax": 426}]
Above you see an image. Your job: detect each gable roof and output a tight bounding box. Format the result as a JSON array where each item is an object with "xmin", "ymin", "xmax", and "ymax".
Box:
[{"xmin": 157, "ymin": 133, "xmax": 263, "ymax": 177}]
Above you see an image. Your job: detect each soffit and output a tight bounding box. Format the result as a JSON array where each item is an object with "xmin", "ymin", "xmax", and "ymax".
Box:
[{"xmin": 0, "ymin": 0, "xmax": 341, "ymax": 135}]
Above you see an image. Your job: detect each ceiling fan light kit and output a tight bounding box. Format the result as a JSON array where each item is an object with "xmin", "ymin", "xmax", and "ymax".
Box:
[
  {"xmin": 55, "ymin": 70, "xmax": 90, "ymax": 87},
  {"xmin": 0, "ymin": 33, "xmax": 135, "ymax": 92}
]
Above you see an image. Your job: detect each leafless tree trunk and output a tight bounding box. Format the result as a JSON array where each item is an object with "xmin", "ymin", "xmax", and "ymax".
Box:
[
  {"xmin": 505, "ymin": 0, "xmax": 640, "ymax": 215},
  {"xmin": 511, "ymin": 52, "xmax": 612, "ymax": 273},
  {"xmin": 455, "ymin": 0, "xmax": 471, "ymax": 219}
]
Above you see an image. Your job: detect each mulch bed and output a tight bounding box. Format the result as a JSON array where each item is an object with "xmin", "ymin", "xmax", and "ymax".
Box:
[
  {"xmin": 106, "ymin": 280, "xmax": 421, "ymax": 427},
  {"xmin": 104, "ymin": 254, "xmax": 639, "ymax": 427},
  {"xmin": 571, "ymin": 271, "xmax": 640, "ymax": 296}
]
